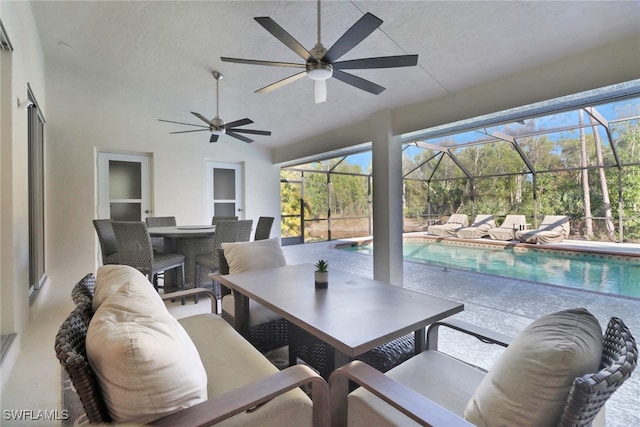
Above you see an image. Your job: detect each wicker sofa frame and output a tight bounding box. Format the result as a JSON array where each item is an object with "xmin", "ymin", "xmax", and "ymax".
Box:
[{"xmin": 57, "ymin": 285, "xmax": 330, "ymax": 426}]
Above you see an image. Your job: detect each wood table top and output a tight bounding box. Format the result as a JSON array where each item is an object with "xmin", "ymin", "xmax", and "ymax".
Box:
[{"xmin": 216, "ymin": 263, "xmax": 464, "ymax": 357}]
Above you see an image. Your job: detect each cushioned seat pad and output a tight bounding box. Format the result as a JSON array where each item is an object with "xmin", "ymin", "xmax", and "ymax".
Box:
[
  {"xmin": 348, "ymin": 351, "xmax": 485, "ymax": 427},
  {"xmin": 179, "ymin": 314, "xmax": 312, "ymax": 426}
]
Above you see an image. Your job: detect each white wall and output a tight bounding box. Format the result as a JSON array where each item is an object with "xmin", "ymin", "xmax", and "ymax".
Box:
[
  {"xmin": 0, "ymin": 0, "xmax": 47, "ymax": 373},
  {"xmin": 44, "ymin": 56, "xmax": 281, "ymax": 285}
]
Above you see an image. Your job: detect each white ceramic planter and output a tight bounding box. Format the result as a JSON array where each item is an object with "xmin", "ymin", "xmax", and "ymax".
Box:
[{"xmin": 314, "ymin": 271, "xmax": 328, "ymax": 289}]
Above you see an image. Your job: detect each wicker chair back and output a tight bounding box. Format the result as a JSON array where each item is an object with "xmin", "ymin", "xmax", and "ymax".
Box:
[
  {"xmin": 71, "ymin": 273, "xmax": 96, "ymax": 306},
  {"xmin": 145, "ymin": 216, "xmax": 176, "ymax": 227},
  {"xmin": 92, "ymin": 219, "xmax": 119, "ymax": 265},
  {"xmin": 111, "ymin": 220, "xmax": 185, "ymax": 290},
  {"xmin": 211, "ymin": 216, "xmax": 238, "ymax": 225},
  {"xmin": 559, "ymin": 317, "xmax": 637, "ymax": 426},
  {"xmin": 254, "ymin": 216, "xmax": 275, "ymax": 240}
]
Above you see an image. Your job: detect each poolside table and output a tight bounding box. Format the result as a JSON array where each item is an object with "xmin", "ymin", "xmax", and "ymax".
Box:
[{"xmin": 215, "ymin": 263, "xmax": 464, "ymax": 377}]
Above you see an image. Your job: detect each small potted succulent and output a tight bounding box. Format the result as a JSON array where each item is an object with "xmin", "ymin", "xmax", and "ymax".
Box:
[{"xmin": 314, "ymin": 259, "xmax": 329, "ymax": 289}]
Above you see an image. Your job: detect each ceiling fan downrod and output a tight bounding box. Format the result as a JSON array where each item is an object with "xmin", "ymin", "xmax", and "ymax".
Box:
[{"xmin": 211, "ymin": 71, "xmax": 225, "ymax": 132}]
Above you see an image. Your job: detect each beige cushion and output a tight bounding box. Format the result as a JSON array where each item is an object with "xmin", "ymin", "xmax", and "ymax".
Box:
[
  {"xmin": 220, "ymin": 238, "xmax": 286, "ymax": 325},
  {"xmin": 87, "ymin": 279, "xmax": 207, "ymax": 424},
  {"xmin": 222, "ymin": 238, "xmax": 286, "ymax": 274},
  {"xmin": 464, "ymin": 308, "xmax": 603, "ymax": 426},
  {"xmin": 93, "ymin": 264, "xmax": 157, "ymax": 311}
]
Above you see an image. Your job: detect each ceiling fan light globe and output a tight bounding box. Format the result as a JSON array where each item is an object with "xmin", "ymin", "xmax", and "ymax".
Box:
[{"xmin": 306, "ymin": 62, "xmax": 333, "ymax": 81}]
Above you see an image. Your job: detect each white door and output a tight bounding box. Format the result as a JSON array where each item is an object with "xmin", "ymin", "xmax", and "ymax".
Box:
[
  {"xmin": 97, "ymin": 152, "xmax": 151, "ymax": 220},
  {"xmin": 206, "ymin": 161, "xmax": 243, "ymax": 221}
]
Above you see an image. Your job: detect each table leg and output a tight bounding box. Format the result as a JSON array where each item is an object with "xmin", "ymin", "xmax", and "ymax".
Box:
[
  {"xmin": 233, "ymin": 291, "xmax": 250, "ymax": 340},
  {"xmin": 333, "ymin": 350, "xmax": 350, "ymax": 371}
]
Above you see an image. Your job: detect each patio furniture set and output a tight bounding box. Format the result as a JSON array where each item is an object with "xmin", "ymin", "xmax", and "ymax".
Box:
[
  {"xmin": 56, "ymin": 235, "xmax": 637, "ymax": 426},
  {"xmin": 428, "ymin": 213, "xmax": 571, "ymax": 244}
]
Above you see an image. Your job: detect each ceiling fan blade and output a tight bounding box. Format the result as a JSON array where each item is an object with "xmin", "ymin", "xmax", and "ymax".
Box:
[
  {"xmin": 191, "ymin": 111, "xmax": 212, "ymax": 125},
  {"xmin": 333, "ymin": 54, "xmax": 419, "ymax": 70},
  {"xmin": 223, "ymin": 118, "xmax": 253, "ymax": 128},
  {"xmin": 332, "ymin": 69, "xmax": 385, "ymax": 95},
  {"xmin": 314, "ymin": 80, "xmax": 327, "ymax": 104},
  {"xmin": 229, "ymin": 128, "xmax": 272, "ymax": 136},
  {"xmin": 210, "ymin": 134, "xmax": 219, "ymax": 143},
  {"xmin": 254, "ymin": 17, "xmax": 312, "ymax": 62},
  {"xmin": 226, "ymin": 130, "xmax": 253, "ymax": 143},
  {"xmin": 256, "ymin": 71, "xmax": 307, "ymax": 94},
  {"xmin": 158, "ymin": 119, "xmax": 209, "ymax": 128},
  {"xmin": 221, "ymin": 57, "xmax": 305, "ymax": 68},
  {"xmin": 169, "ymin": 129, "xmax": 210, "ymax": 134},
  {"xmin": 323, "ymin": 13, "xmax": 383, "ymax": 63}
]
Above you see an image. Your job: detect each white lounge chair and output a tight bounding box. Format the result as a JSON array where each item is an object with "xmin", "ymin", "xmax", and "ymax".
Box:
[
  {"xmin": 427, "ymin": 214, "xmax": 469, "ymax": 237},
  {"xmin": 487, "ymin": 215, "xmax": 527, "ymax": 241},
  {"xmin": 456, "ymin": 215, "xmax": 496, "ymax": 239},
  {"xmin": 516, "ymin": 215, "xmax": 570, "ymax": 244}
]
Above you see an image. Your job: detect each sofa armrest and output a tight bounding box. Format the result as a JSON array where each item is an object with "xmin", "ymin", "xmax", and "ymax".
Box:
[
  {"xmin": 426, "ymin": 318, "xmax": 513, "ymax": 351},
  {"xmin": 161, "ymin": 288, "xmax": 218, "ymax": 314},
  {"xmin": 150, "ymin": 364, "xmax": 330, "ymax": 427},
  {"xmin": 329, "ymin": 361, "xmax": 473, "ymax": 427}
]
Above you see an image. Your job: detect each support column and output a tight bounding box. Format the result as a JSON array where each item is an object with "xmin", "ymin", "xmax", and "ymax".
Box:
[{"xmin": 370, "ymin": 110, "xmax": 403, "ymax": 286}]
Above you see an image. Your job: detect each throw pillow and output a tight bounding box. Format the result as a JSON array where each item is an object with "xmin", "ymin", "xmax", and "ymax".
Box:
[
  {"xmin": 93, "ymin": 265, "xmax": 163, "ymax": 311},
  {"xmin": 464, "ymin": 308, "xmax": 602, "ymax": 426},
  {"xmin": 221, "ymin": 237, "xmax": 287, "ymax": 274},
  {"xmin": 87, "ymin": 279, "xmax": 207, "ymax": 424}
]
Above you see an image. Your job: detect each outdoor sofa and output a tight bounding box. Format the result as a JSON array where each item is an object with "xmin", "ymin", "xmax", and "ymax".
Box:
[{"xmin": 56, "ymin": 265, "xmax": 329, "ymax": 426}]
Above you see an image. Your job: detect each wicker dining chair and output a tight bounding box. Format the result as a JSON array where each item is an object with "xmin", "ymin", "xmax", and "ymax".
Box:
[
  {"xmin": 111, "ymin": 220, "xmax": 185, "ymax": 293},
  {"xmin": 92, "ymin": 219, "xmax": 119, "ymax": 265},
  {"xmin": 145, "ymin": 216, "xmax": 176, "ymax": 253},
  {"xmin": 194, "ymin": 220, "xmax": 253, "ymax": 299},
  {"xmin": 254, "ymin": 216, "xmax": 275, "ymax": 240}
]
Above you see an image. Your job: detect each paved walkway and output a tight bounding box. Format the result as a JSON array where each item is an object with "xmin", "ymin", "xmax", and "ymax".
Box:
[{"xmin": 281, "ymin": 240, "xmax": 640, "ymax": 426}]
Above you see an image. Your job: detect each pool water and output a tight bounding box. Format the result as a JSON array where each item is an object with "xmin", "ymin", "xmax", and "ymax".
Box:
[{"xmin": 342, "ymin": 241, "xmax": 640, "ymax": 299}]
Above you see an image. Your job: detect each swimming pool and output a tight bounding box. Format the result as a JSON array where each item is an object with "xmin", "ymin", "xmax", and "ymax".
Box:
[{"xmin": 340, "ymin": 239, "xmax": 640, "ymax": 299}]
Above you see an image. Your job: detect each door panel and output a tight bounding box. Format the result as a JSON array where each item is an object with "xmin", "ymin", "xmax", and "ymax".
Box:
[
  {"xmin": 97, "ymin": 152, "xmax": 151, "ymax": 220},
  {"xmin": 206, "ymin": 162, "xmax": 243, "ymax": 220}
]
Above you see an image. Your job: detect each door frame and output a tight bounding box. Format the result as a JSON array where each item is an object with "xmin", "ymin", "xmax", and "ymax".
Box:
[
  {"xmin": 205, "ymin": 161, "xmax": 244, "ymax": 221},
  {"xmin": 97, "ymin": 151, "xmax": 152, "ymax": 220}
]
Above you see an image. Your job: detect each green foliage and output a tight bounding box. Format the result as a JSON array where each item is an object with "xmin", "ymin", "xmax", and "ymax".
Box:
[
  {"xmin": 282, "ymin": 116, "xmax": 640, "ymax": 242},
  {"xmin": 314, "ymin": 259, "xmax": 329, "ymax": 272}
]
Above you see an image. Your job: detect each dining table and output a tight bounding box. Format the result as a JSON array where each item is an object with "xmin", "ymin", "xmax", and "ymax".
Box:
[
  {"xmin": 215, "ymin": 263, "xmax": 464, "ymax": 378},
  {"xmin": 147, "ymin": 225, "xmax": 216, "ymax": 291}
]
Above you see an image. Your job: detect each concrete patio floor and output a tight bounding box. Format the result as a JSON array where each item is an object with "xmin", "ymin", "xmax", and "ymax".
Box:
[{"xmin": 280, "ymin": 240, "xmax": 640, "ymax": 426}]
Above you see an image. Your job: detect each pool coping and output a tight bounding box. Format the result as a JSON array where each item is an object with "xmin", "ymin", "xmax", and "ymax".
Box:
[{"xmin": 331, "ymin": 233, "xmax": 640, "ymax": 264}]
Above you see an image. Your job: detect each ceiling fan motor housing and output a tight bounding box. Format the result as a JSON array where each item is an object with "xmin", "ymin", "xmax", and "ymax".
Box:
[{"xmin": 210, "ymin": 116, "xmax": 225, "ymax": 134}]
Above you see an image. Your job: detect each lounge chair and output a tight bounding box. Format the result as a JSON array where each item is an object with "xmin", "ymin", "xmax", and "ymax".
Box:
[
  {"xmin": 516, "ymin": 215, "xmax": 570, "ymax": 244},
  {"xmin": 427, "ymin": 214, "xmax": 469, "ymax": 237},
  {"xmin": 456, "ymin": 215, "xmax": 496, "ymax": 239},
  {"xmin": 487, "ymin": 215, "xmax": 527, "ymax": 241}
]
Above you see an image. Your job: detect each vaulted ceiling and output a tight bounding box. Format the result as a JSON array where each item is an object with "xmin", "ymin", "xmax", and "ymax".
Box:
[{"xmin": 29, "ymin": 1, "xmax": 640, "ymax": 162}]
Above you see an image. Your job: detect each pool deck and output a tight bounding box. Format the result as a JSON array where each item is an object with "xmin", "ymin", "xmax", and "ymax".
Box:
[{"xmin": 281, "ymin": 237, "xmax": 640, "ymax": 427}]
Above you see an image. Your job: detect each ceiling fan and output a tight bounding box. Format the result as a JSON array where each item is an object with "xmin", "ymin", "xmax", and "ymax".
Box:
[
  {"xmin": 221, "ymin": 0, "xmax": 418, "ymax": 103},
  {"xmin": 158, "ymin": 71, "xmax": 271, "ymax": 143}
]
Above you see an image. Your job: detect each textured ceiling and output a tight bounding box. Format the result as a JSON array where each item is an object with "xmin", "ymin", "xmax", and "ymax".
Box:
[{"xmin": 29, "ymin": 1, "xmax": 640, "ymax": 150}]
